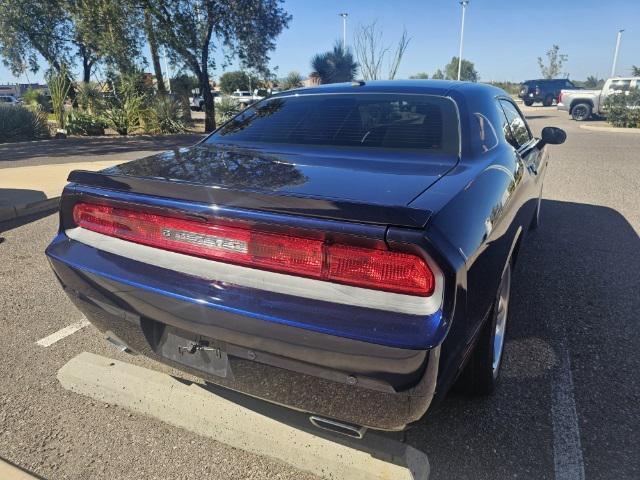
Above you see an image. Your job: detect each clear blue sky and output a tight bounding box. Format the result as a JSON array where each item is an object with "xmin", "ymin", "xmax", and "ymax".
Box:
[{"xmin": 1, "ymin": 0, "xmax": 638, "ymax": 84}]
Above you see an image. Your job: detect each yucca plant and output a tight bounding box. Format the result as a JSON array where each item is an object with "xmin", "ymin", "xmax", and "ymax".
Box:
[
  {"xmin": 76, "ymin": 82, "xmax": 104, "ymax": 115},
  {"xmin": 47, "ymin": 66, "xmax": 72, "ymax": 130},
  {"xmin": 143, "ymin": 96, "xmax": 188, "ymax": 134},
  {"xmin": 103, "ymin": 76, "xmax": 146, "ymax": 135},
  {"xmin": 0, "ymin": 105, "xmax": 50, "ymax": 143}
]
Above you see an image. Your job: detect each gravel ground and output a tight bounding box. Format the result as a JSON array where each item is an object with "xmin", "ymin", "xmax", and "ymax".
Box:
[{"xmin": 0, "ymin": 107, "xmax": 638, "ymax": 479}]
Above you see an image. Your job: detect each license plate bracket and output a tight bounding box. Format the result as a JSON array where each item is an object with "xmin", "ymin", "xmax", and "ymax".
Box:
[{"xmin": 157, "ymin": 328, "xmax": 230, "ymax": 378}]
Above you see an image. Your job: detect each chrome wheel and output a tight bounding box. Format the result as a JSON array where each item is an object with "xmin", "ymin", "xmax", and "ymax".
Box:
[{"xmin": 492, "ymin": 264, "xmax": 511, "ymax": 376}]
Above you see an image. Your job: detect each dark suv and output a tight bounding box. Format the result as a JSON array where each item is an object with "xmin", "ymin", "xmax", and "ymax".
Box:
[{"xmin": 519, "ymin": 79, "xmax": 577, "ymax": 106}]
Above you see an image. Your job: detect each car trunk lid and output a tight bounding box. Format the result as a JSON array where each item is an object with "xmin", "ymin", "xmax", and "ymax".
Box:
[{"xmin": 68, "ymin": 144, "xmax": 458, "ymax": 228}]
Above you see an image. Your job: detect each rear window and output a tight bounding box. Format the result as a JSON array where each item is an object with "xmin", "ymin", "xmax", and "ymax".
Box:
[{"xmin": 208, "ymin": 93, "xmax": 460, "ymax": 154}]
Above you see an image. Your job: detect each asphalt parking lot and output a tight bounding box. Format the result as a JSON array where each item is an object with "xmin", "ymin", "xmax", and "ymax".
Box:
[{"xmin": 1, "ymin": 108, "xmax": 638, "ymax": 479}]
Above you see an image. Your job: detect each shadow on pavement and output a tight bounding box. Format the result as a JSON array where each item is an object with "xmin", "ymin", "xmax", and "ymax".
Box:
[
  {"xmin": 406, "ymin": 199, "xmax": 640, "ymax": 479},
  {"xmin": 0, "ymin": 134, "xmax": 204, "ymax": 164},
  {"xmin": 0, "ymin": 188, "xmax": 57, "ymax": 234}
]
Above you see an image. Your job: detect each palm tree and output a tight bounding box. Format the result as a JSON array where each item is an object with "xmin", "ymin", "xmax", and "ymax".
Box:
[
  {"xmin": 281, "ymin": 71, "xmax": 303, "ymax": 90},
  {"xmin": 311, "ymin": 42, "xmax": 358, "ymax": 84},
  {"xmin": 632, "ymin": 65, "xmax": 640, "ymax": 76},
  {"xmin": 585, "ymin": 76, "xmax": 600, "ymax": 88}
]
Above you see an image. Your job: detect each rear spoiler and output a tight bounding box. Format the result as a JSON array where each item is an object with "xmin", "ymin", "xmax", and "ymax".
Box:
[{"xmin": 67, "ymin": 170, "xmax": 432, "ymax": 228}]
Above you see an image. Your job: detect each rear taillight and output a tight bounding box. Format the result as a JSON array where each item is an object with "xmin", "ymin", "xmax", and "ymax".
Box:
[
  {"xmin": 558, "ymin": 91, "xmax": 563, "ymax": 104},
  {"xmin": 72, "ymin": 202, "xmax": 435, "ymax": 297}
]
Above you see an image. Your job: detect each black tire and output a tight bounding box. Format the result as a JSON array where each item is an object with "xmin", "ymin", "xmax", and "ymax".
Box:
[
  {"xmin": 457, "ymin": 262, "xmax": 512, "ymax": 396},
  {"xmin": 571, "ymin": 103, "xmax": 592, "ymax": 121},
  {"xmin": 543, "ymin": 95, "xmax": 554, "ymax": 107},
  {"xmin": 524, "ymin": 100, "xmax": 534, "ymax": 107}
]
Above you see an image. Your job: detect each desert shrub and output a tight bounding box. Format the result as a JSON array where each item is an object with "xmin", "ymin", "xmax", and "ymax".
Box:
[
  {"xmin": 66, "ymin": 111, "xmax": 107, "ymax": 136},
  {"xmin": 215, "ymin": 96, "xmax": 241, "ymax": 124},
  {"xmin": 22, "ymin": 89, "xmax": 52, "ymax": 112},
  {"xmin": 604, "ymin": 89, "xmax": 640, "ymax": 128},
  {"xmin": 143, "ymin": 96, "xmax": 189, "ymax": 134},
  {"xmin": 0, "ymin": 105, "xmax": 50, "ymax": 143}
]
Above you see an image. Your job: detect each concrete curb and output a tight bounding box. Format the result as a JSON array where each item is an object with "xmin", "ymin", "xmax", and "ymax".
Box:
[
  {"xmin": 0, "ymin": 458, "xmax": 42, "ymax": 480},
  {"xmin": 58, "ymin": 352, "xmax": 430, "ymax": 480},
  {"xmin": 580, "ymin": 124, "xmax": 640, "ymax": 134},
  {"xmin": 0, "ymin": 197, "xmax": 59, "ymax": 223}
]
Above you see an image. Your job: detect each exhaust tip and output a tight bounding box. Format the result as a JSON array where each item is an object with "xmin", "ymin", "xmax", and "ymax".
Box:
[{"xmin": 309, "ymin": 416, "xmax": 366, "ymax": 439}]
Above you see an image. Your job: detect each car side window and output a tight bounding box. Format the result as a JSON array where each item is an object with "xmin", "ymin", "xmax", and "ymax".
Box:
[
  {"xmin": 498, "ymin": 100, "xmax": 532, "ymax": 148},
  {"xmin": 608, "ymin": 79, "xmax": 632, "ymax": 93}
]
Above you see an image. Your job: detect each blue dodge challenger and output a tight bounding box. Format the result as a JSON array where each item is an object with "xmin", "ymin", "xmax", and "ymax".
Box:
[{"xmin": 46, "ymin": 81, "xmax": 565, "ymax": 433}]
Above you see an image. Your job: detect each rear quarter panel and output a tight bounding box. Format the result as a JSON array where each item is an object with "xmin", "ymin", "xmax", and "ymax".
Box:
[{"xmin": 410, "ymin": 91, "xmax": 542, "ymax": 390}]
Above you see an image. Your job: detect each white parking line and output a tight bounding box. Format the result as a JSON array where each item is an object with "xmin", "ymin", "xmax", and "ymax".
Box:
[
  {"xmin": 551, "ymin": 327, "xmax": 585, "ymax": 480},
  {"xmin": 36, "ymin": 319, "xmax": 90, "ymax": 347}
]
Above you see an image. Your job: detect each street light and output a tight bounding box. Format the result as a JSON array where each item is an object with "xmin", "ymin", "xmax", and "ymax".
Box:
[
  {"xmin": 457, "ymin": 1, "xmax": 469, "ymax": 81},
  {"xmin": 610, "ymin": 29, "xmax": 624, "ymax": 77},
  {"xmin": 339, "ymin": 13, "xmax": 348, "ymax": 50}
]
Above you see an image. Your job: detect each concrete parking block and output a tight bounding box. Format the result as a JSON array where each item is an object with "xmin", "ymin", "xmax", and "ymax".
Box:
[
  {"xmin": 57, "ymin": 352, "xmax": 430, "ymax": 480},
  {"xmin": 0, "ymin": 458, "xmax": 42, "ymax": 480}
]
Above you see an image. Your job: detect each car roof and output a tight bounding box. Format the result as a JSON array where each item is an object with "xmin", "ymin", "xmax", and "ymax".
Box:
[
  {"xmin": 276, "ymin": 79, "xmax": 507, "ymax": 99},
  {"xmin": 523, "ymin": 78, "xmax": 570, "ymax": 83}
]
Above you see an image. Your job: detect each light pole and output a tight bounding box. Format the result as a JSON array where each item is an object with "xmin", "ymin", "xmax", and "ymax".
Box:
[
  {"xmin": 457, "ymin": 1, "xmax": 469, "ymax": 81},
  {"xmin": 610, "ymin": 29, "xmax": 624, "ymax": 77},
  {"xmin": 339, "ymin": 13, "xmax": 348, "ymax": 50}
]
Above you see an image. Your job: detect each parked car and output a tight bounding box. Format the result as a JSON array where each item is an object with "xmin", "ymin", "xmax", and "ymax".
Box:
[
  {"xmin": 519, "ymin": 78, "xmax": 578, "ymax": 106},
  {"xmin": 46, "ymin": 80, "xmax": 566, "ymax": 432},
  {"xmin": 230, "ymin": 90, "xmax": 255, "ymax": 107},
  {"xmin": 558, "ymin": 77, "xmax": 640, "ymax": 121},
  {"xmin": 0, "ymin": 94, "xmax": 20, "ymax": 105}
]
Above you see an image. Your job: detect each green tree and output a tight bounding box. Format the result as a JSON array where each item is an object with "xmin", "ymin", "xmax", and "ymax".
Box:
[
  {"xmin": 142, "ymin": 0, "xmax": 291, "ymax": 132},
  {"xmin": 432, "ymin": 69, "xmax": 445, "ymax": 80},
  {"xmin": 409, "ymin": 72, "xmax": 429, "ymax": 79},
  {"xmin": 632, "ymin": 65, "xmax": 640, "ymax": 76},
  {"xmin": 0, "ymin": 0, "xmax": 71, "ymax": 76},
  {"xmin": 537, "ymin": 45, "xmax": 568, "ymax": 79},
  {"xmin": 67, "ymin": 0, "xmax": 145, "ymax": 80},
  {"xmin": 311, "ymin": 41, "xmax": 358, "ymax": 84},
  {"xmin": 281, "ymin": 71, "xmax": 303, "ymax": 90},
  {"xmin": 444, "ymin": 57, "xmax": 478, "ymax": 82},
  {"xmin": 170, "ymin": 74, "xmax": 200, "ymax": 99},
  {"xmin": 219, "ymin": 71, "xmax": 261, "ymax": 94}
]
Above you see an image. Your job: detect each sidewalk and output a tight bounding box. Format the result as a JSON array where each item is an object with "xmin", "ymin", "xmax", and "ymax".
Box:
[{"xmin": 0, "ymin": 160, "xmax": 122, "ymax": 222}]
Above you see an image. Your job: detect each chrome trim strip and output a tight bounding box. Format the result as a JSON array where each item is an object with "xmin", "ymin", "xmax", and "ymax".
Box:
[{"xmin": 66, "ymin": 227, "xmax": 443, "ymax": 316}]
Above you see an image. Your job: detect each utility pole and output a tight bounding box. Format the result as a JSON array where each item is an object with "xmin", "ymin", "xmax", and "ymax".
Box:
[
  {"xmin": 457, "ymin": 1, "xmax": 469, "ymax": 81},
  {"xmin": 339, "ymin": 13, "xmax": 348, "ymax": 50},
  {"xmin": 610, "ymin": 29, "xmax": 624, "ymax": 77}
]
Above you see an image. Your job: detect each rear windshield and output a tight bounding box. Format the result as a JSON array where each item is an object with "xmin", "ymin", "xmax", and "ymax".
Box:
[{"xmin": 208, "ymin": 93, "xmax": 460, "ymax": 154}]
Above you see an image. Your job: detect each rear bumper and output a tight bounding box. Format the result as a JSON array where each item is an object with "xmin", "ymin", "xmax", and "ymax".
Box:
[{"xmin": 46, "ymin": 232, "xmax": 443, "ymax": 430}]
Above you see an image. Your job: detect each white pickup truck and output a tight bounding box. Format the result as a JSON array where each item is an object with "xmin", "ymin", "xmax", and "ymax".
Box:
[{"xmin": 558, "ymin": 77, "xmax": 639, "ymax": 121}]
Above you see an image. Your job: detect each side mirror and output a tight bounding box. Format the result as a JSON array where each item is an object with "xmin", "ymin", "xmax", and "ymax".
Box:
[{"xmin": 539, "ymin": 126, "xmax": 566, "ymax": 147}]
